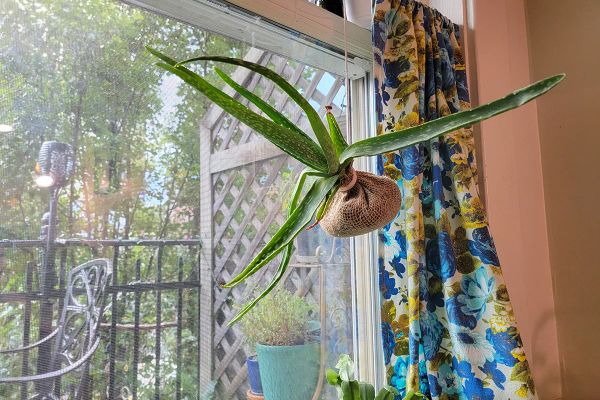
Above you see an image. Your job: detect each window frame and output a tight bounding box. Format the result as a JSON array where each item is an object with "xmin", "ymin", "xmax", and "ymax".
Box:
[
  {"xmin": 122, "ymin": 0, "xmax": 372, "ymax": 78},
  {"xmin": 123, "ymin": 0, "xmax": 383, "ymax": 388}
]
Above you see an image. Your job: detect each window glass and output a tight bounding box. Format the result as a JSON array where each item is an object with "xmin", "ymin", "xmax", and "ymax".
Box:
[{"xmin": 0, "ymin": 0, "xmax": 353, "ymax": 399}]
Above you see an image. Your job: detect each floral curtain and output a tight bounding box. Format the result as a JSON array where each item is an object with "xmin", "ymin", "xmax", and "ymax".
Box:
[{"xmin": 373, "ymin": 1, "xmax": 537, "ymax": 399}]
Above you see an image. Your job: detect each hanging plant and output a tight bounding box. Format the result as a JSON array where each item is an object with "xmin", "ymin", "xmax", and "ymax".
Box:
[{"xmin": 147, "ymin": 46, "xmax": 563, "ymax": 323}]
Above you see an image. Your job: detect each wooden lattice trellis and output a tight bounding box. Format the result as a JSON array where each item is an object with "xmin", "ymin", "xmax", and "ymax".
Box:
[{"xmin": 198, "ymin": 48, "xmax": 350, "ymax": 399}]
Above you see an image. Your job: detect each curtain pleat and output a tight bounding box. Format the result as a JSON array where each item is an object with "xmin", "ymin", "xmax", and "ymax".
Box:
[{"xmin": 373, "ymin": 1, "xmax": 537, "ymax": 399}]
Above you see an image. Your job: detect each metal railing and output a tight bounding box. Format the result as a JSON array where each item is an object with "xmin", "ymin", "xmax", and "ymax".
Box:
[{"xmin": 0, "ymin": 238, "xmax": 202, "ymax": 400}]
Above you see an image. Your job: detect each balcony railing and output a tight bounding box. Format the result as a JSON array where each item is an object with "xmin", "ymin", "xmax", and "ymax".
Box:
[{"xmin": 0, "ymin": 238, "xmax": 202, "ymax": 400}]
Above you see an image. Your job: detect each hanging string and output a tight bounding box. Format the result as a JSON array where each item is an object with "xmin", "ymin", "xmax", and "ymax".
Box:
[{"xmin": 341, "ymin": 0, "xmax": 352, "ymax": 144}]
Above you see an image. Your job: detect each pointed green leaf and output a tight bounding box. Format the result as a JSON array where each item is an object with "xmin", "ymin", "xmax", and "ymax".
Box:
[
  {"xmin": 359, "ymin": 383, "xmax": 376, "ymax": 400},
  {"xmin": 176, "ymin": 55, "xmax": 339, "ymax": 173},
  {"xmin": 228, "ymin": 243, "xmax": 293, "ymax": 325},
  {"xmin": 340, "ymin": 74, "xmax": 565, "ymax": 164},
  {"xmin": 375, "ymin": 386, "xmax": 399, "ymax": 400},
  {"xmin": 228, "ymin": 168, "xmax": 324, "ymax": 323},
  {"xmin": 315, "ymin": 185, "xmax": 338, "ymax": 221},
  {"xmin": 146, "ymin": 47, "xmax": 329, "ymax": 172},
  {"xmin": 146, "ymin": 46, "xmax": 178, "ymax": 65},
  {"xmin": 327, "ymin": 109, "xmax": 348, "ymax": 157},
  {"xmin": 223, "ymin": 173, "xmax": 338, "ymax": 288},
  {"xmin": 214, "ymin": 67, "xmax": 310, "ymax": 140}
]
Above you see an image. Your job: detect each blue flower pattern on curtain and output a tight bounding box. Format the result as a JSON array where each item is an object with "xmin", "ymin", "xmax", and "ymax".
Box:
[{"xmin": 373, "ymin": 1, "xmax": 537, "ymax": 399}]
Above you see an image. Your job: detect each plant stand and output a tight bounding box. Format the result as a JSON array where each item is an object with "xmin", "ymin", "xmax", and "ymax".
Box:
[{"xmin": 247, "ymin": 389, "xmax": 264, "ymax": 400}]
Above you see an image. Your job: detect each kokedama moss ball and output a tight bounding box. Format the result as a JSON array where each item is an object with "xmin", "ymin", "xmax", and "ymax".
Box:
[{"xmin": 319, "ymin": 168, "xmax": 401, "ymax": 237}]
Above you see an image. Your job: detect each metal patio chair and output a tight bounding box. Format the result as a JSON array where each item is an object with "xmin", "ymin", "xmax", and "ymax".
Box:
[{"xmin": 0, "ymin": 259, "xmax": 112, "ymax": 400}]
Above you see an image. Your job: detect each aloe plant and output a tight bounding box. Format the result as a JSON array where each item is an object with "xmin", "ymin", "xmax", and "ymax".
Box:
[{"xmin": 147, "ymin": 46, "xmax": 564, "ymax": 324}]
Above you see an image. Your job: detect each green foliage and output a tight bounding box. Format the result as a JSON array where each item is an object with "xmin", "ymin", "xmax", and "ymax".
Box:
[
  {"xmin": 176, "ymin": 55, "xmax": 339, "ymax": 173},
  {"xmin": 214, "ymin": 67, "xmax": 308, "ymax": 139},
  {"xmin": 238, "ymin": 288, "xmax": 316, "ymax": 348},
  {"xmin": 338, "ymin": 74, "xmax": 565, "ymax": 164},
  {"xmin": 147, "ymin": 48, "xmax": 330, "ymax": 172},
  {"xmin": 0, "ymin": 0, "xmax": 225, "ymax": 242},
  {"xmin": 149, "ymin": 48, "xmax": 565, "ymax": 323},
  {"xmin": 0, "ymin": 0, "xmax": 248, "ymax": 396},
  {"xmin": 326, "ymin": 355, "xmax": 399, "ymax": 400},
  {"xmin": 223, "ymin": 174, "xmax": 337, "ymax": 289},
  {"xmin": 327, "ymin": 108, "xmax": 349, "ymax": 157}
]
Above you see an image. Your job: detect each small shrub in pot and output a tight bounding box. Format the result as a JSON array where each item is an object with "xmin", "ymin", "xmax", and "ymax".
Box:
[{"xmin": 239, "ymin": 288, "xmax": 320, "ymax": 400}]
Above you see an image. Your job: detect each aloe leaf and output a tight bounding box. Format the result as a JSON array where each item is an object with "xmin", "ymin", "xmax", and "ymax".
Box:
[
  {"xmin": 176, "ymin": 55, "xmax": 340, "ymax": 173},
  {"xmin": 147, "ymin": 47, "xmax": 329, "ymax": 172},
  {"xmin": 315, "ymin": 184, "xmax": 338, "ymax": 221},
  {"xmin": 146, "ymin": 46, "xmax": 178, "ymax": 65},
  {"xmin": 359, "ymin": 383, "xmax": 376, "ymax": 400},
  {"xmin": 223, "ymin": 173, "xmax": 338, "ymax": 288},
  {"xmin": 228, "ymin": 243, "xmax": 293, "ymax": 325},
  {"xmin": 155, "ymin": 61, "xmax": 328, "ymax": 172},
  {"xmin": 227, "ymin": 168, "xmax": 322, "ymax": 323},
  {"xmin": 340, "ymin": 74, "xmax": 565, "ymax": 164},
  {"xmin": 326, "ymin": 108, "xmax": 348, "ymax": 157},
  {"xmin": 214, "ymin": 67, "xmax": 309, "ymax": 140},
  {"xmin": 375, "ymin": 386, "xmax": 398, "ymax": 400}
]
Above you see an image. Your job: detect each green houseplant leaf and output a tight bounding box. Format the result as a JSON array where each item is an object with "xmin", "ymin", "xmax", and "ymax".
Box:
[
  {"xmin": 374, "ymin": 387, "xmax": 399, "ymax": 400},
  {"xmin": 146, "ymin": 47, "xmax": 329, "ymax": 172},
  {"xmin": 213, "ymin": 67, "xmax": 308, "ymax": 139},
  {"xmin": 340, "ymin": 74, "xmax": 565, "ymax": 163},
  {"xmin": 359, "ymin": 383, "xmax": 376, "ymax": 400},
  {"xmin": 326, "ymin": 369, "xmax": 341, "ymax": 386},
  {"xmin": 223, "ymin": 174, "xmax": 338, "ymax": 288},
  {"xmin": 176, "ymin": 55, "xmax": 340, "ymax": 173},
  {"xmin": 328, "ymin": 355, "xmax": 399, "ymax": 400},
  {"xmin": 327, "ymin": 106, "xmax": 349, "ymax": 157},
  {"xmin": 229, "ymin": 169, "xmax": 325, "ymax": 324}
]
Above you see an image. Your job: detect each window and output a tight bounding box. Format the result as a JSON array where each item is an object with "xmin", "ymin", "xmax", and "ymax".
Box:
[{"xmin": 0, "ymin": 0, "xmax": 371, "ymax": 398}]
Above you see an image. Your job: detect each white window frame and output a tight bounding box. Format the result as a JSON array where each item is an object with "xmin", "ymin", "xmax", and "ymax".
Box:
[
  {"xmin": 349, "ymin": 75, "xmax": 385, "ymax": 387},
  {"xmin": 124, "ymin": 0, "xmax": 383, "ymax": 387},
  {"xmin": 123, "ymin": 0, "xmax": 371, "ymax": 79}
]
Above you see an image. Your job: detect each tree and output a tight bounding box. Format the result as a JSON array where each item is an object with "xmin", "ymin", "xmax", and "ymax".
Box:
[{"xmin": 0, "ymin": 0, "xmax": 247, "ymax": 397}]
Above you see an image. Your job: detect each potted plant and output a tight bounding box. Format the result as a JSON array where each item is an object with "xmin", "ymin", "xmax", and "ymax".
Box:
[
  {"xmin": 239, "ymin": 288, "xmax": 320, "ymax": 400},
  {"xmin": 327, "ymin": 355, "xmax": 417, "ymax": 400}
]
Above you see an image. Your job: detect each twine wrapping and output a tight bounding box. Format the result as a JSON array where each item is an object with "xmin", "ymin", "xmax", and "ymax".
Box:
[{"xmin": 319, "ymin": 167, "xmax": 401, "ymax": 237}]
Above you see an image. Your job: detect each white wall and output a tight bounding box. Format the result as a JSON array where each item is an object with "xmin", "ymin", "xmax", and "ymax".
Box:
[{"xmin": 428, "ymin": 0, "xmax": 464, "ymax": 24}]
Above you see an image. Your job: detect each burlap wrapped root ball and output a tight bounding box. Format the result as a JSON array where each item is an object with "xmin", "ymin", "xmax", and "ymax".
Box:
[{"xmin": 319, "ymin": 167, "xmax": 401, "ymax": 237}]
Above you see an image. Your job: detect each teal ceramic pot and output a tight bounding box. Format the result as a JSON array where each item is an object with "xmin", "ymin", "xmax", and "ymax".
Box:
[{"xmin": 256, "ymin": 342, "xmax": 320, "ymax": 400}]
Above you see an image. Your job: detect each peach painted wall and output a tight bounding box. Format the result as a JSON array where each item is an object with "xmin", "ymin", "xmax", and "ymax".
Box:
[
  {"xmin": 470, "ymin": 1, "xmax": 563, "ymax": 399},
  {"xmin": 525, "ymin": 0, "xmax": 600, "ymax": 398}
]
